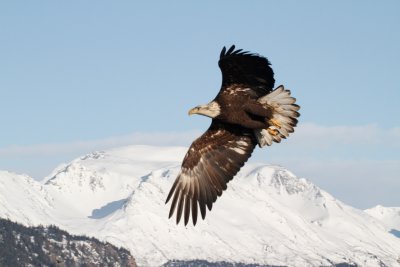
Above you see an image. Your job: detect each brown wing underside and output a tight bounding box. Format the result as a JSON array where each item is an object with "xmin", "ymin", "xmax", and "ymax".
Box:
[{"xmin": 165, "ymin": 121, "xmax": 257, "ymax": 225}]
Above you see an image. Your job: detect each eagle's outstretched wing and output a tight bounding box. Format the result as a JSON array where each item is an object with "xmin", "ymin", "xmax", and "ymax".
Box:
[
  {"xmin": 165, "ymin": 121, "xmax": 257, "ymax": 225},
  {"xmin": 218, "ymin": 45, "xmax": 275, "ymax": 97},
  {"xmin": 218, "ymin": 46, "xmax": 300, "ymax": 147}
]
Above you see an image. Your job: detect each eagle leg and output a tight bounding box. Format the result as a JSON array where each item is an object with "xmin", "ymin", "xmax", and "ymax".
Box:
[
  {"xmin": 242, "ymin": 101, "xmax": 276, "ymax": 129},
  {"xmin": 243, "ymin": 101, "xmax": 273, "ymax": 118}
]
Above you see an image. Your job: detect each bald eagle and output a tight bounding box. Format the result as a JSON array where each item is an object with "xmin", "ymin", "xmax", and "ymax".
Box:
[{"xmin": 166, "ymin": 45, "xmax": 300, "ymax": 226}]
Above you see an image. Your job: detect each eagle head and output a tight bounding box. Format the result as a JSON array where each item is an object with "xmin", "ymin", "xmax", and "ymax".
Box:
[{"xmin": 188, "ymin": 101, "xmax": 221, "ymax": 118}]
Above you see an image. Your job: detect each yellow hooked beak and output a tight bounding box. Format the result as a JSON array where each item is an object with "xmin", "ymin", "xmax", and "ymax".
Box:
[{"xmin": 188, "ymin": 107, "xmax": 199, "ymax": 116}]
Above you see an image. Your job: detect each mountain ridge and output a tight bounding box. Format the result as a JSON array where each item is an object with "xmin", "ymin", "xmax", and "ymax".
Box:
[{"xmin": 0, "ymin": 145, "xmax": 399, "ymax": 267}]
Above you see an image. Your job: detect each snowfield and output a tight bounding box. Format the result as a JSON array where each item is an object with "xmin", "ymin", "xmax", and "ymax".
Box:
[
  {"xmin": 366, "ymin": 205, "xmax": 400, "ymax": 238},
  {"xmin": 1, "ymin": 145, "xmax": 399, "ymax": 267}
]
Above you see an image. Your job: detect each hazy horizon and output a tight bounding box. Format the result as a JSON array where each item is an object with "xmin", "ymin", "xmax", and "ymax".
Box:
[{"xmin": 1, "ymin": 1, "xmax": 399, "ymax": 209}]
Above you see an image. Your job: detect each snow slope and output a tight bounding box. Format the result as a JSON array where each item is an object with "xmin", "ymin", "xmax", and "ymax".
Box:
[
  {"xmin": 1, "ymin": 145, "xmax": 400, "ymax": 267},
  {"xmin": 0, "ymin": 171, "xmax": 55, "ymax": 225},
  {"xmin": 366, "ymin": 205, "xmax": 400, "ymax": 238}
]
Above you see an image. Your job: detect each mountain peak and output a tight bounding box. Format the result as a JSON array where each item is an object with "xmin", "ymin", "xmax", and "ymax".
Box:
[
  {"xmin": 243, "ymin": 165, "xmax": 322, "ymax": 198},
  {"xmin": 79, "ymin": 150, "xmax": 107, "ymax": 161}
]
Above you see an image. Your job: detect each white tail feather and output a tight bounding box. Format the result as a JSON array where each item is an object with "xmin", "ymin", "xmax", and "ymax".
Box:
[{"xmin": 255, "ymin": 85, "xmax": 300, "ymax": 147}]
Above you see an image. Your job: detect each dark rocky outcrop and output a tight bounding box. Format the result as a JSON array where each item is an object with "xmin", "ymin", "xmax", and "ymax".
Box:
[{"xmin": 0, "ymin": 218, "xmax": 136, "ymax": 267}]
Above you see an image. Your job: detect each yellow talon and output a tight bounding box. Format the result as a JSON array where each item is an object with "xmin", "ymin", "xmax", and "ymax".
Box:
[
  {"xmin": 269, "ymin": 118, "xmax": 281, "ymax": 128},
  {"xmin": 268, "ymin": 128, "xmax": 279, "ymax": 136}
]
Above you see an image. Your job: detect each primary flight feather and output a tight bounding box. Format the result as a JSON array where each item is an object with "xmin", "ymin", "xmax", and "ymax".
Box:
[{"xmin": 166, "ymin": 45, "xmax": 300, "ymax": 226}]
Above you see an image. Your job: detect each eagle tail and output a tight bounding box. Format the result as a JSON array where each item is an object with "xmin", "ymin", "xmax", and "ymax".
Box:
[{"xmin": 255, "ymin": 85, "xmax": 300, "ymax": 147}]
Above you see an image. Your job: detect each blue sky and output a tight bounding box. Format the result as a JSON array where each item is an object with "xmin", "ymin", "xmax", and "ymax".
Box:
[{"xmin": 1, "ymin": 1, "xmax": 399, "ymax": 208}]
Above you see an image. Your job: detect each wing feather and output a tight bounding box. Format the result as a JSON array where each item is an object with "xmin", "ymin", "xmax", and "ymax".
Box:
[
  {"xmin": 184, "ymin": 194, "xmax": 191, "ymax": 225},
  {"xmin": 166, "ymin": 121, "xmax": 256, "ymax": 225},
  {"xmin": 191, "ymin": 196, "xmax": 198, "ymax": 225},
  {"xmin": 218, "ymin": 45, "xmax": 275, "ymax": 96},
  {"xmin": 199, "ymin": 201, "xmax": 206, "ymax": 220},
  {"xmin": 176, "ymin": 192, "xmax": 185, "ymax": 224},
  {"xmin": 168, "ymin": 181, "xmax": 180, "ymax": 218}
]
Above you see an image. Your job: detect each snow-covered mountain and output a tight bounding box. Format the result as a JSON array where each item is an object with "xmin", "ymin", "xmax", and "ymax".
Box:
[
  {"xmin": 366, "ymin": 205, "xmax": 400, "ymax": 238},
  {"xmin": 1, "ymin": 145, "xmax": 400, "ymax": 267}
]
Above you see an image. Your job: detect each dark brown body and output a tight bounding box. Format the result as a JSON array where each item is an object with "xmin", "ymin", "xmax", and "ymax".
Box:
[{"xmin": 215, "ymin": 85, "xmax": 273, "ymax": 129}]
